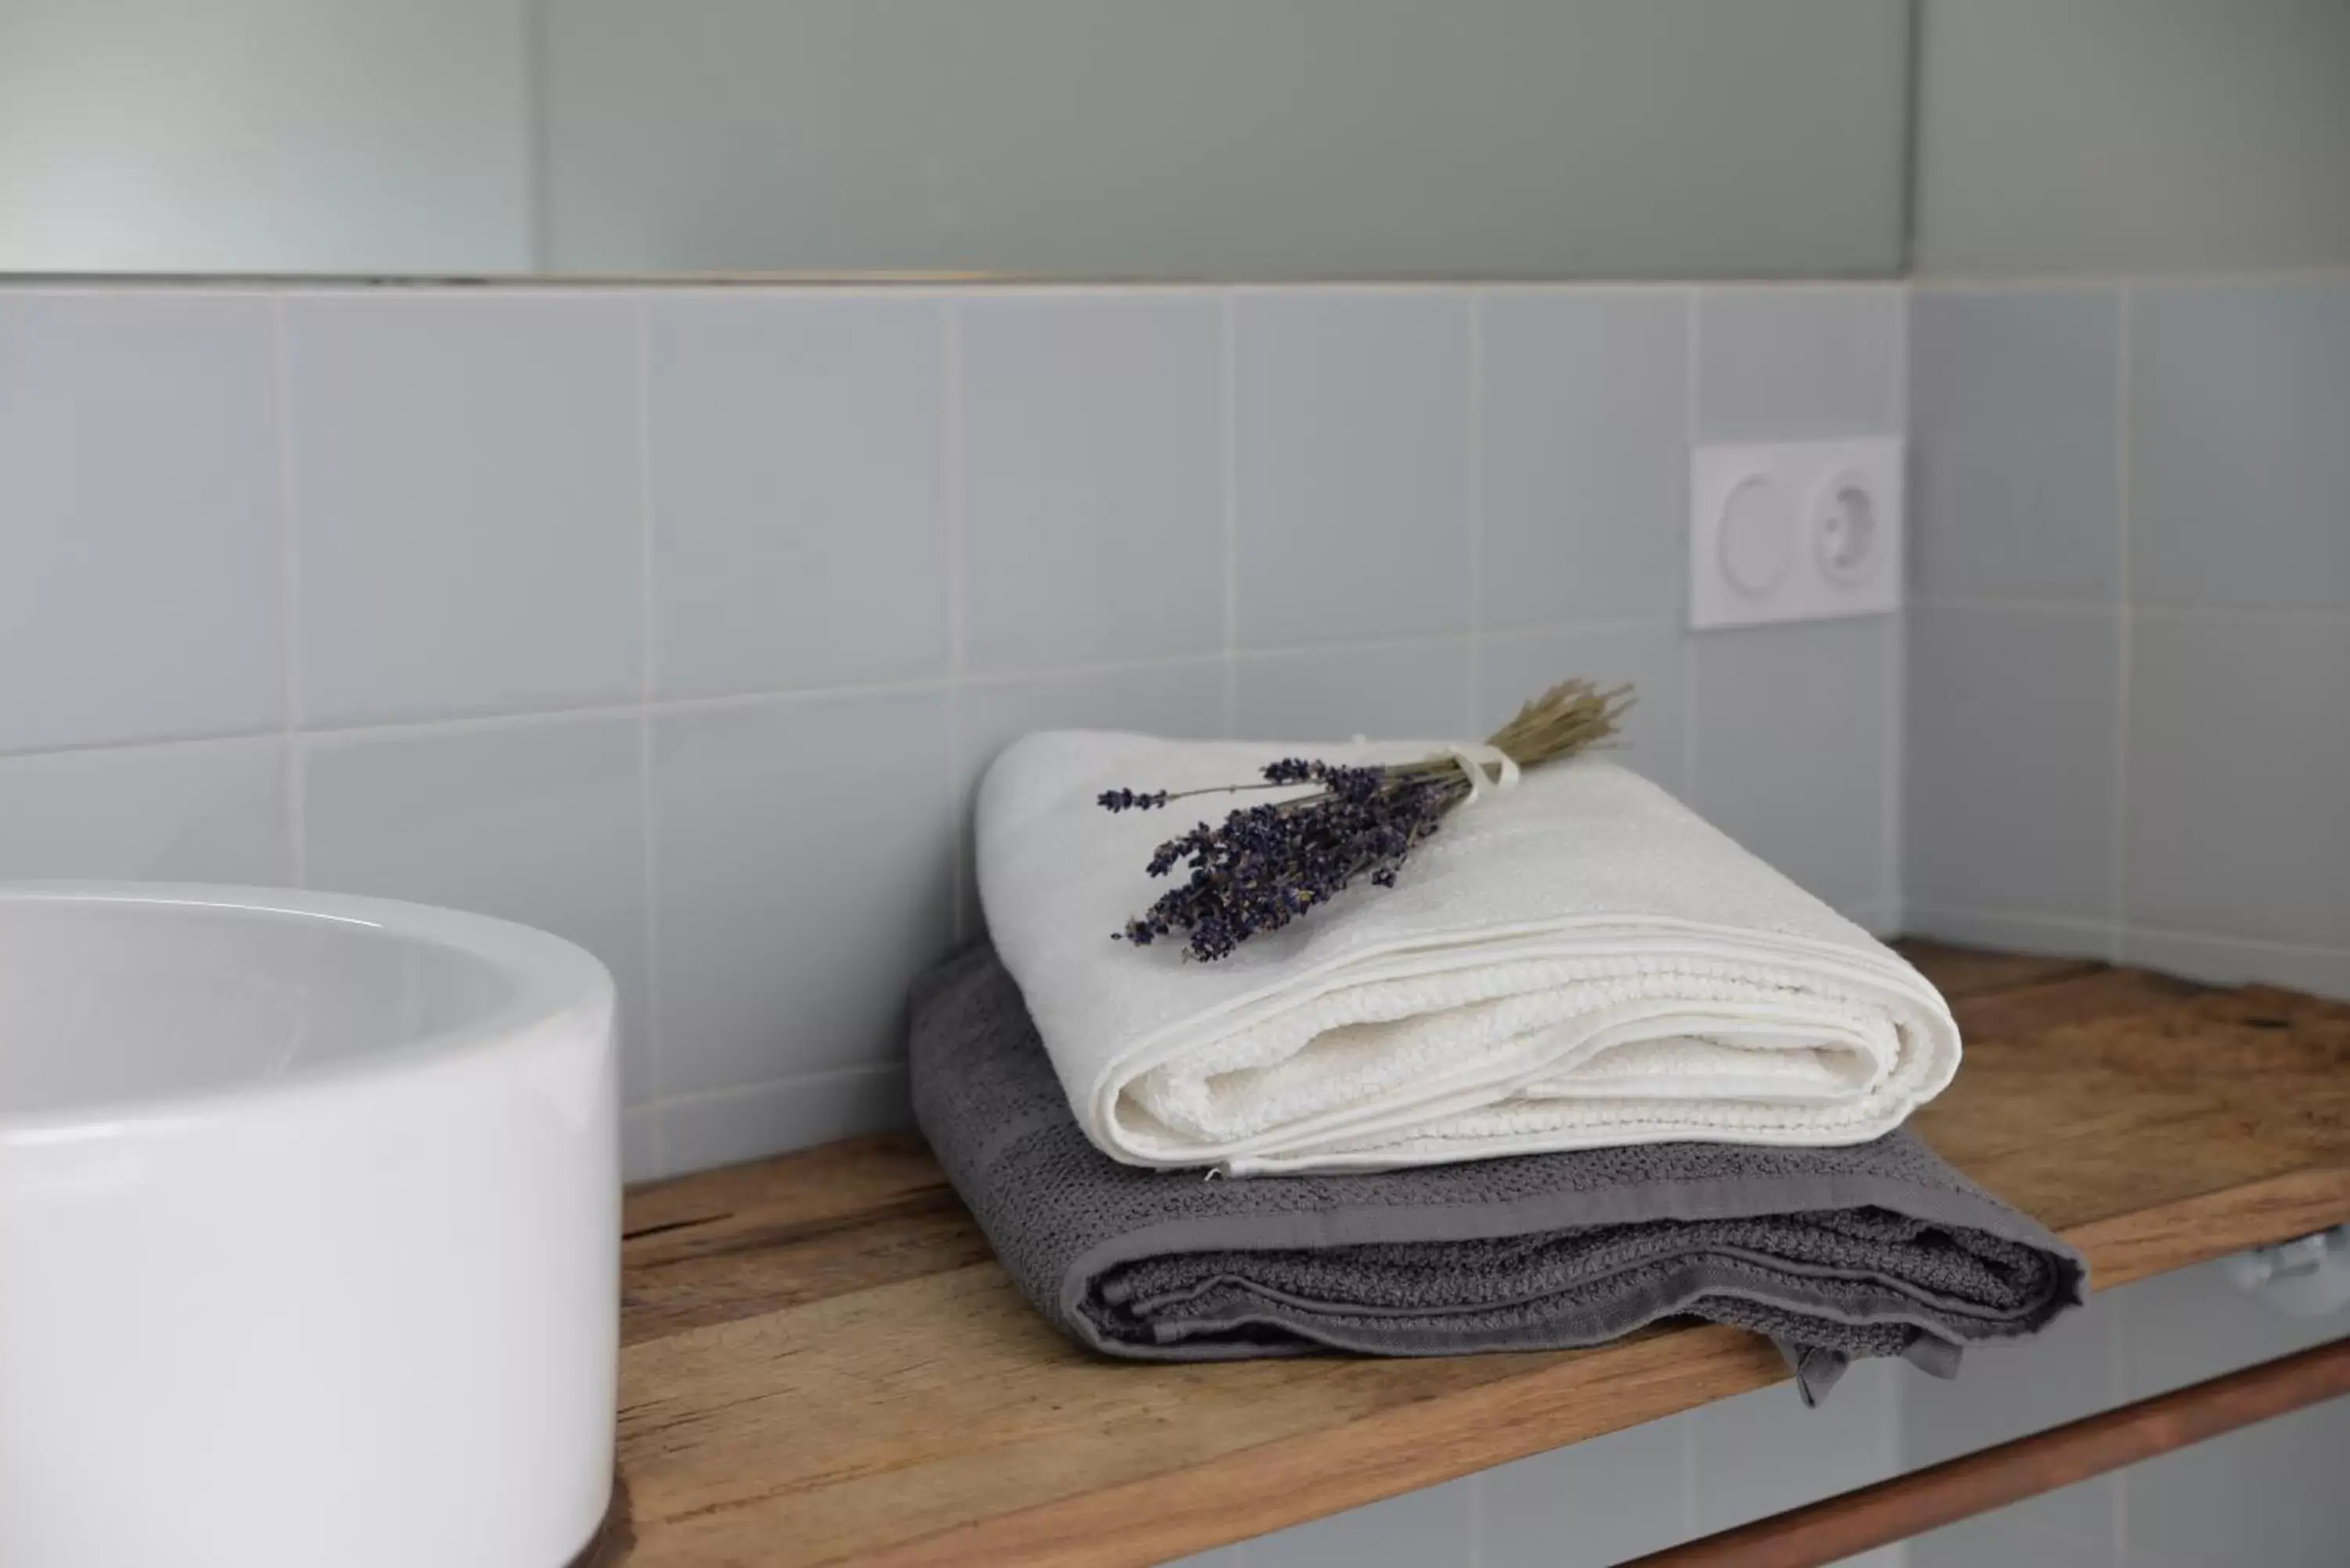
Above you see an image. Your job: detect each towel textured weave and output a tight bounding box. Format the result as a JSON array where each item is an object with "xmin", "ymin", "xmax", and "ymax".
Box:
[
  {"xmin": 978, "ymin": 739, "xmax": 1961, "ymax": 1173},
  {"xmin": 911, "ymin": 951, "xmax": 2086, "ymax": 1398}
]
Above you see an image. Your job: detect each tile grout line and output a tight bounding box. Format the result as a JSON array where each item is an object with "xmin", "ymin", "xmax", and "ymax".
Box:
[
  {"xmin": 944, "ymin": 298, "xmax": 971, "ymax": 942},
  {"xmin": 1679, "ymin": 287, "xmax": 1702, "ymax": 801},
  {"xmin": 7, "ymin": 623, "xmax": 1701, "ymax": 769},
  {"xmin": 1466, "ymin": 288, "xmax": 1486, "ymax": 732},
  {"xmin": 632, "ymin": 298, "xmax": 667, "ymax": 1173},
  {"xmin": 1884, "ymin": 285, "xmax": 1911, "ymax": 927},
  {"xmin": 2108, "ymin": 1287, "xmax": 2131, "ymax": 1564},
  {"xmin": 2109, "ymin": 281, "xmax": 2134, "ymax": 966},
  {"xmin": 269, "ymin": 294, "xmax": 308, "ymax": 888},
  {"xmin": 1220, "ymin": 291, "xmax": 1241, "ymax": 735}
]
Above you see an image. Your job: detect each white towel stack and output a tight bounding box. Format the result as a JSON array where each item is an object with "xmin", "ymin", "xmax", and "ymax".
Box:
[{"xmin": 977, "ymin": 732, "xmax": 1959, "ymax": 1176}]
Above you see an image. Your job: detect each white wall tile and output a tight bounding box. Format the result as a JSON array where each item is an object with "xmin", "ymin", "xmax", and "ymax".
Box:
[
  {"xmin": 1238, "ymin": 1474, "xmax": 1474, "ymax": 1568},
  {"xmin": 1688, "ymin": 1359, "xmax": 1902, "ymax": 1540},
  {"xmin": 2117, "ymin": 1262, "xmax": 2350, "ymax": 1568},
  {"xmin": 959, "ymin": 294, "xmax": 1224, "ymax": 671},
  {"xmin": 953, "ymin": 661, "xmax": 1229, "ymax": 815},
  {"xmin": 1907, "ymin": 605, "xmax": 2119, "ymax": 919},
  {"xmin": 2125, "ymin": 614, "xmax": 2350, "ymax": 949},
  {"xmin": 1910, "ymin": 287, "xmax": 2120, "ymax": 603},
  {"xmin": 660, "ymin": 1066, "xmax": 911, "ymax": 1176},
  {"xmin": 0, "ymin": 295, "xmax": 283, "ymax": 752},
  {"xmin": 652, "ymin": 689, "xmax": 953, "ymax": 1097},
  {"xmin": 952, "ymin": 660, "xmax": 1226, "ymax": 938},
  {"xmin": 646, "ymin": 294, "xmax": 949, "ymax": 698},
  {"xmin": 1902, "ymin": 903, "xmax": 2113, "ymax": 964},
  {"xmin": 284, "ymin": 294, "xmax": 642, "ymax": 726},
  {"xmin": 1477, "ymin": 624, "xmax": 1687, "ymax": 797},
  {"xmin": 1480, "ymin": 1414, "xmax": 1689, "ymax": 1568},
  {"xmin": 1903, "ymin": 1288, "xmax": 2121, "ymax": 1544},
  {"xmin": 1157, "ymin": 1549, "xmax": 1240, "ymax": 1568},
  {"xmin": 2130, "ymin": 277, "xmax": 2350, "ymax": 612},
  {"xmin": 1910, "ymin": 1512, "xmax": 2117, "ymax": 1568},
  {"xmin": 302, "ymin": 714, "xmax": 653, "ymax": 1102},
  {"xmin": 1697, "ymin": 287, "xmax": 1904, "ymax": 441},
  {"xmin": 1232, "ymin": 640, "xmax": 1473, "ymax": 743},
  {"xmin": 0, "ymin": 739, "xmax": 289, "ymax": 884},
  {"xmin": 1690, "ymin": 618, "xmax": 1891, "ymax": 906},
  {"xmin": 621, "ymin": 1105, "xmax": 661, "ymax": 1185},
  {"xmin": 1234, "ymin": 291, "xmax": 1474, "ymax": 648},
  {"xmin": 2120, "ymin": 928, "xmax": 2350, "ymax": 1003},
  {"xmin": 1479, "ymin": 290, "xmax": 1687, "ymax": 628}
]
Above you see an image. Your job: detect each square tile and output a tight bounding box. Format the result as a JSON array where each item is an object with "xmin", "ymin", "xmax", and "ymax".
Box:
[
  {"xmin": 647, "ymin": 293, "xmax": 948, "ymax": 698},
  {"xmin": 0, "ymin": 294, "xmax": 283, "ymax": 752},
  {"xmin": 1909, "ymin": 287, "xmax": 2120, "ymax": 602},
  {"xmin": 621, "ymin": 1106, "xmax": 661, "ymax": 1184},
  {"xmin": 2125, "ymin": 615, "xmax": 2350, "ymax": 948},
  {"xmin": 1696, "ymin": 287, "xmax": 1904, "ymax": 441},
  {"xmin": 954, "ymin": 661, "xmax": 1225, "ymax": 939},
  {"xmin": 2119, "ymin": 929, "xmax": 2350, "ymax": 1003},
  {"xmin": 653, "ymin": 689, "xmax": 953, "ymax": 1097},
  {"xmin": 2117, "ymin": 1258, "xmax": 2350, "ymax": 1400},
  {"xmin": 1688, "ymin": 1357, "xmax": 1900, "ymax": 1536},
  {"xmin": 302, "ymin": 714, "xmax": 653, "ymax": 1103},
  {"xmin": 1690, "ymin": 618, "xmax": 1892, "ymax": 906},
  {"xmin": 954, "ymin": 661, "xmax": 1229, "ymax": 814},
  {"xmin": 1902, "ymin": 905, "xmax": 2113, "ymax": 966},
  {"xmin": 1478, "ymin": 289, "xmax": 1687, "ymax": 628},
  {"xmin": 661, "ymin": 1065, "xmax": 912, "ymax": 1176},
  {"xmin": 2121, "ymin": 1394, "xmax": 2350, "ymax": 1568},
  {"xmin": 1233, "ymin": 640, "xmax": 1473, "ymax": 743},
  {"xmin": 1481, "ymin": 1413, "xmax": 1690, "ymax": 1568},
  {"xmin": 1908, "ymin": 1511, "xmax": 2117, "ymax": 1568},
  {"xmin": 1477, "ymin": 624, "xmax": 1687, "ymax": 797},
  {"xmin": 2111, "ymin": 1267, "xmax": 2350, "ymax": 1567},
  {"xmin": 0, "ymin": 739, "xmax": 290, "ymax": 884},
  {"xmin": 1233, "ymin": 291, "xmax": 1474, "ymax": 648},
  {"xmin": 1903, "ymin": 1288, "xmax": 2122, "ymax": 1543},
  {"xmin": 1238, "ymin": 1474, "xmax": 1473, "ymax": 1568},
  {"xmin": 959, "ymin": 293, "xmax": 1224, "ymax": 670},
  {"xmin": 1906, "ymin": 605, "xmax": 2119, "ymax": 918},
  {"xmin": 286, "ymin": 294, "xmax": 642, "ymax": 725},
  {"xmin": 2130, "ymin": 277, "xmax": 2350, "ymax": 611}
]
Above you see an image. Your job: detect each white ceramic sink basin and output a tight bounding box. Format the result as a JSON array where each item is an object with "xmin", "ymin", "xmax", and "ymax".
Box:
[{"xmin": 0, "ymin": 884, "xmax": 618, "ymax": 1568}]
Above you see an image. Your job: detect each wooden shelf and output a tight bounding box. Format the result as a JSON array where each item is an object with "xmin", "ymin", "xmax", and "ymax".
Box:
[{"xmin": 597, "ymin": 944, "xmax": 2350, "ymax": 1567}]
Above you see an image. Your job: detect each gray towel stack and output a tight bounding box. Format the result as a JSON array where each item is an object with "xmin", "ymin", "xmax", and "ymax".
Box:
[{"xmin": 910, "ymin": 948, "xmax": 2084, "ymax": 1401}]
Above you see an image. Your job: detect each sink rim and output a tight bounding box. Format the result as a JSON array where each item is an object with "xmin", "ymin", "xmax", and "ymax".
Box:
[{"xmin": 0, "ymin": 880, "xmax": 613, "ymax": 1143}]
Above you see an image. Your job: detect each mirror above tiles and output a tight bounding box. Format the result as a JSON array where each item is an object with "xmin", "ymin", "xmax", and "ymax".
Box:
[{"xmin": 0, "ymin": 0, "xmax": 1911, "ymax": 280}]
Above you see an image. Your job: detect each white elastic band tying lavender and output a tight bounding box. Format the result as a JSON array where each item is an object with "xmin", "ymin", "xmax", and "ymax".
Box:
[{"xmin": 1441, "ymin": 742, "xmax": 1520, "ymax": 807}]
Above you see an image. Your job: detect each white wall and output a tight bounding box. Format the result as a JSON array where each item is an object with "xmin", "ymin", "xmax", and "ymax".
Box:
[
  {"xmin": 0, "ymin": 0, "xmax": 531, "ymax": 273},
  {"xmin": 1913, "ymin": 0, "xmax": 2350, "ymax": 276},
  {"xmin": 538, "ymin": 0, "xmax": 1910, "ymax": 279}
]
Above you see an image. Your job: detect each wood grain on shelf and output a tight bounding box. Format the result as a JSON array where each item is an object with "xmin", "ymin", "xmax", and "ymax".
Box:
[{"xmin": 599, "ymin": 942, "xmax": 2350, "ymax": 1567}]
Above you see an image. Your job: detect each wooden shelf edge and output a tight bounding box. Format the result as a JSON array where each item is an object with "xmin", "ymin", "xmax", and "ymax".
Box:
[{"xmin": 846, "ymin": 1162, "xmax": 2350, "ymax": 1568}]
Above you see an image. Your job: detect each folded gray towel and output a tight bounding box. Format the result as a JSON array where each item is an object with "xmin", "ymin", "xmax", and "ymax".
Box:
[{"xmin": 910, "ymin": 949, "xmax": 2086, "ymax": 1401}]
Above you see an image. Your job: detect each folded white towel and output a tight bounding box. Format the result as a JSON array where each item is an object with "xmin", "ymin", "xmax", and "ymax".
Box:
[{"xmin": 977, "ymin": 734, "xmax": 1960, "ymax": 1176}]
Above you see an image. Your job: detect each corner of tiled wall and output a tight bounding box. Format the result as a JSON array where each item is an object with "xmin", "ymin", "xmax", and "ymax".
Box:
[
  {"xmin": 1903, "ymin": 271, "xmax": 2350, "ymax": 1001},
  {"xmin": 1900, "ymin": 266, "xmax": 2350, "ymax": 1568},
  {"xmin": 0, "ymin": 277, "xmax": 1911, "ymax": 1190}
]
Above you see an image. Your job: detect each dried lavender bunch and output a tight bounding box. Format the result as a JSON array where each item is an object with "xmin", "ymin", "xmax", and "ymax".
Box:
[{"xmin": 1101, "ymin": 678, "xmax": 1631, "ymax": 961}]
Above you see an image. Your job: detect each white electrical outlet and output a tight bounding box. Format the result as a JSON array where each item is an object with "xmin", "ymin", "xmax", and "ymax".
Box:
[{"xmin": 1689, "ymin": 439, "xmax": 1903, "ymax": 630}]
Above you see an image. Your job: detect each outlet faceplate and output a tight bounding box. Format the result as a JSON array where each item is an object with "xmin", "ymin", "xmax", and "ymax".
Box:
[{"xmin": 1689, "ymin": 438, "xmax": 1903, "ymax": 630}]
